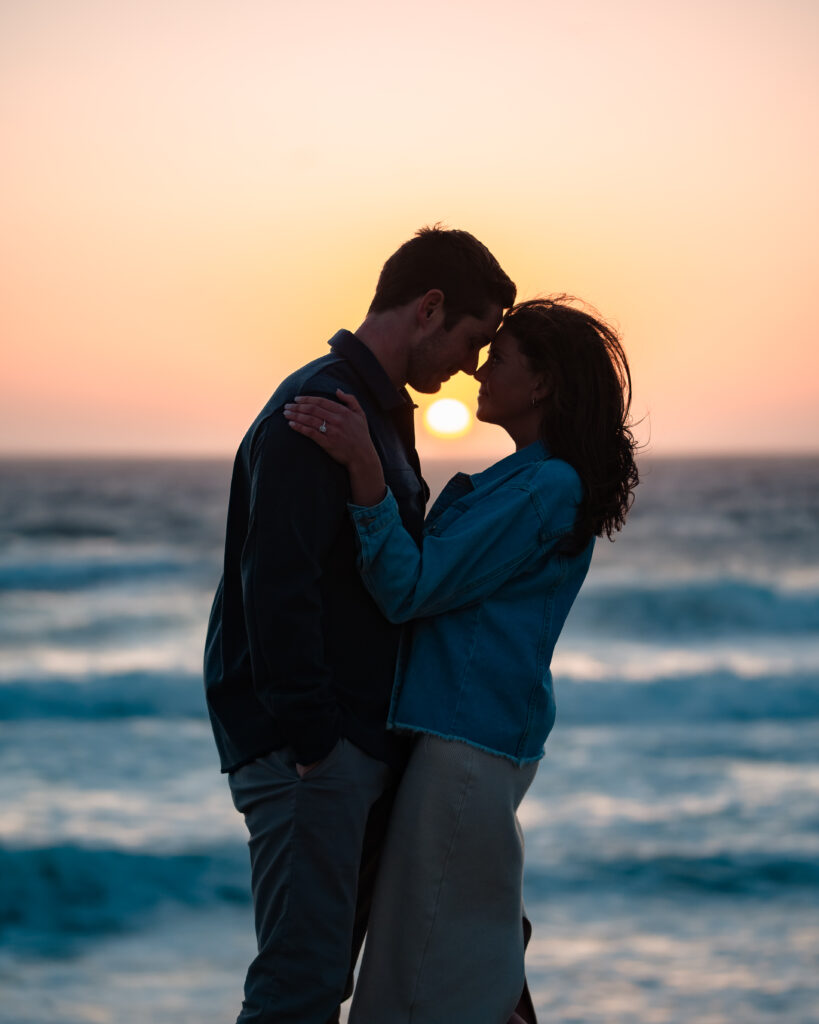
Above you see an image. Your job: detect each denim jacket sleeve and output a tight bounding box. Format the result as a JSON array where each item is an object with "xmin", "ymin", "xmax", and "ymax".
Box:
[{"xmin": 349, "ymin": 467, "xmax": 580, "ymax": 622}]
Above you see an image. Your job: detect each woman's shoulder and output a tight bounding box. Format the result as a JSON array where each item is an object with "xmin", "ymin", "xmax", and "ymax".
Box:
[
  {"xmin": 467, "ymin": 445, "xmax": 582, "ymax": 506},
  {"xmin": 529, "ymin": 454, "xmax": 584, "ymax": 503}
]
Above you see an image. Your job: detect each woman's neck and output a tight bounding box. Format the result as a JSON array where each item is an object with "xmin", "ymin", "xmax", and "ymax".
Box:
[{"xmin": 507, "ymin": 417, "xmax": 542, "ymax": 452}]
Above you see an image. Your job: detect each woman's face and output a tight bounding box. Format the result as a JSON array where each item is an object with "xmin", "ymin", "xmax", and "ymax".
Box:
[{"xmin": 474, "ymin": 329, "xmax": 546, "ymax": 432}]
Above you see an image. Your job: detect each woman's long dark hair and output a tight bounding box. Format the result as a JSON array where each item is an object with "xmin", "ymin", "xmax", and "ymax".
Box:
[{"xmin": 503, "ymin": 297, "xmax": 639, "ymax": 552}]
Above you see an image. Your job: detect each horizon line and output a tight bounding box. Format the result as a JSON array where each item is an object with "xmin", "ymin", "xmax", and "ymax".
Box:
[{"xmin": 1, "ymin": 448, "xmax": 818, "ymax": 461}]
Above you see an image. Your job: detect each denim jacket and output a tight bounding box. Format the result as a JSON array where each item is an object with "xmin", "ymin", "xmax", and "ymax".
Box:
[{"xmin": 349, "ymin": 442, "xmax": 594, "ymax": 764}]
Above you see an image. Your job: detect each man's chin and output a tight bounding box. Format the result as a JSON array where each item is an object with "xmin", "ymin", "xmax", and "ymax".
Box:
[{"xmin": 409, "ymin": 379, "xmax": 443, "ymax": 395}]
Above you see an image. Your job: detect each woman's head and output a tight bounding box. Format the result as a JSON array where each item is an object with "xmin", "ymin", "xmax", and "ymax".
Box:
[
  {"xmin": 473, "ymin": 328, "xmax": 549, "ymax": 435},
  {"xmin": 498, "ymin": 297, "xmax": 639, "ymax": 550}
]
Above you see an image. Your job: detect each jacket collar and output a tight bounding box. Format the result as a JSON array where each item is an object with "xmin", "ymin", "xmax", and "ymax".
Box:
[
  {"xmin": 328, "ymin": 330, "xmax": 413, "ymax": 412},
  {"xmin": 470, "ymin": 440, "xmax": 550, "ymax": 489},
  {"xmin": 425, "ymin": 441, "xmax": 551, "ymax": 527}
]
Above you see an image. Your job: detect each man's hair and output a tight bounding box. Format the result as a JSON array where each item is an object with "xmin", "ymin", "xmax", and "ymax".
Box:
[{"xmin": 369, "ymin": 225, "xmax": 516, "ymax": 329}]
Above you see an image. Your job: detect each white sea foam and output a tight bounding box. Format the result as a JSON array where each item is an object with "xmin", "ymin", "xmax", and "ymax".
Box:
[
  {"xmin": 552, "ymin": 638, "xmax": 819, "ymax": 681},
  {"xmin": 0, "ymin": 631, "xmax": 205, "ymax": 682}
]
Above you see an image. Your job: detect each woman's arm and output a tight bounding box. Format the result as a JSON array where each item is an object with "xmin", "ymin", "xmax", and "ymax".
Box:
[
  {"xmin": 348, "ymin": 483, "xmax": 561, "ymax": 621},
  {"xmin": 284, "ymin": 392, "xmax": 580, "ymax": 622}
]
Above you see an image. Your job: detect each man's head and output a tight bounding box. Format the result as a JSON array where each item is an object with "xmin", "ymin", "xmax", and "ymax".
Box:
[{"xmin": 366, "ymin": 226, "xmax": 516, "ymax": 393}]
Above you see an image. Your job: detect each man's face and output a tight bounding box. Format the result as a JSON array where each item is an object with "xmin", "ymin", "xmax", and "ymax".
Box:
[{"xmin": 406, "ymin": 304, "xmax": 502, "ymax": 393}]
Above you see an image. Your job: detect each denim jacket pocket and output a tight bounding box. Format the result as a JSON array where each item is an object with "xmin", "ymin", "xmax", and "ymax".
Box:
[{"xmin": 424, "ymin": 498, "xmax": 472, "ymax": 537}]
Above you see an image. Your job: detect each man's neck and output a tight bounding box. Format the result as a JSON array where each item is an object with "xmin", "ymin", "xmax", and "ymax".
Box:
[{"xmin": 354, "ymin": 311, "xmax": 412, "ymax": 390}]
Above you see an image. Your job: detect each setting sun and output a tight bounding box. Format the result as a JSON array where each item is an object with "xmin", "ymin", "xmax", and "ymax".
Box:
[{"xmin": 423, "ymin": 399, "xmax": 472, "ymax": 439}]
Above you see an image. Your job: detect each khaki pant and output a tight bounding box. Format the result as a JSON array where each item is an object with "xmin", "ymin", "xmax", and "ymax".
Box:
[{"xmin": 228, "ymin": 738, "xmax": 394, "ymax": 1024}]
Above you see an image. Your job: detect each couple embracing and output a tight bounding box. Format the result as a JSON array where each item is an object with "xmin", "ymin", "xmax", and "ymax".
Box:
[{"xmin": 204, "ymin": 226, "xmax": 638, "ymax": 1023}]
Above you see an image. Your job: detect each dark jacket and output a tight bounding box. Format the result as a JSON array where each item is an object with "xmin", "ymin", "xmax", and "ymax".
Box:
[{"xmin": 204, "ymin": 331, "xmax": 427, "ymax": 773}]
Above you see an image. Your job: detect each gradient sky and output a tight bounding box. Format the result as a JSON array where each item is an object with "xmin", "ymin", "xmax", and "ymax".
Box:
[{"xmin": 2, "ymin": 0, "xmax": 817, "ymax": 459}]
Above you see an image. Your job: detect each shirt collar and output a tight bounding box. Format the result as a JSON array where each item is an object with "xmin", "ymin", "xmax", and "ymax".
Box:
[
  {"xmin": 470, "ymin": 440, "xmax": 550, "ymax": 488},
  {"xmin": 328, "ymin": 330, "xmax": 413, "ymax": 412}
]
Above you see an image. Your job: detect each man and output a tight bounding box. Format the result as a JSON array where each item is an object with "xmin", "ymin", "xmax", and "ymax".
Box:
[{"xmin": 204, "ymin": 226, "xmax": 516, "ymax": 1024}]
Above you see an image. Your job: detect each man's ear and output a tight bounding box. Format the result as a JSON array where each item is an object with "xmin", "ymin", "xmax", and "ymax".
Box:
[{"xmin": 416, "ymin": 289, "xmax": 445, "ymax": 328}]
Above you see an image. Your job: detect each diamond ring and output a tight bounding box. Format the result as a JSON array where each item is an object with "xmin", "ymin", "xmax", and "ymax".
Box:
[{"xmin": 319, "ymin": 420, "xmax": 327, "ymax": 434}]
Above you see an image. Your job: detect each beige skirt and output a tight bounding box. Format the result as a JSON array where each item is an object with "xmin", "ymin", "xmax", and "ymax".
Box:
[{"xmin": 349, "ymin": 733, "xmax": 538, "ymax": 1024}]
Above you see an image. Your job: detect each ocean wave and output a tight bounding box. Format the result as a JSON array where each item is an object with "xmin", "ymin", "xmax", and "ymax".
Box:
[
  {"xmin": 554, "ymin": 671, "xmax": 819, "ymax": 724},
  {"xmin": 0, "ymin": 555, "xmax": 210, "ymax": 593},
  {"xmin": 0, "ymin": 671, "xmax": 205, "ymax": 720},
  {"xmin": 0, "ymin": 843, "xmax": 247, "ymax": 954},
  {"xmin": 3, "ymin": 840, "xmax": 815, "ymax": 957},
  {"xmin": 2, "ymin": 667, "xmax": 818, "ymax": 725},
  {"xmin": 12, "ymin": 520, "xmax": 121, "ymax": 540},
  {"xmin": 568, "ymin": 578, "xmax": 819, "ymax": 638},
  {"xmin": 524, "ymin": 851, "xmax": 819, "ymax": 899}
]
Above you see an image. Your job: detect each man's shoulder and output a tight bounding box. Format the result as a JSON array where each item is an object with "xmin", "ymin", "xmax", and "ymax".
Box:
[
  {"xmin": 274, "ymin": 354, "xmax": 362, "ymax": 405},
  {"xmin": 238, "ymin": 348, "xmax": 369, "ymax": 459}
]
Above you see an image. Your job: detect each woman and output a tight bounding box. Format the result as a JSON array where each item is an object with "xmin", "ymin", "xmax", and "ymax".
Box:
[{"xmin": 284, "ymin": 297, "xmax": 639, "ymax": 1023}]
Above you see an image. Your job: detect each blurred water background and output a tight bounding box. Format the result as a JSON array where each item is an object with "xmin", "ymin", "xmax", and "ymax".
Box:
[{"xmin": 0, "ymin": 454, "xmax": 817, "ymax": 1024}]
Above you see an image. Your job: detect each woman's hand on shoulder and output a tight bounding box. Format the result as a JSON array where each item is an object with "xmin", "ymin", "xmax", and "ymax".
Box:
[
  {"xmin": 284, "ymin": 389, "xmax": 371, "ymax": 468},
  {"xmin": 284, "ymin": 390, "xmax": 386, "ymax": 506}
]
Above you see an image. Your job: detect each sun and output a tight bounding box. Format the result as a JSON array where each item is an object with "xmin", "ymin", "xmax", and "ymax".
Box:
[{"xmin": 423, "ymin": 398, "xmax": 472, "ymax": 439}]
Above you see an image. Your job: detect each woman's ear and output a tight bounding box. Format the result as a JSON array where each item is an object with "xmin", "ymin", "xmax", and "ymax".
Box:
[{"xmin": 532, "ymin": 376, "xmax": 550, "ymax": 405}]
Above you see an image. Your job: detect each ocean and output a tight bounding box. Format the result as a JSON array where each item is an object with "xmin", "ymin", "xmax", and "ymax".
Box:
[{"xmin": 0, "ymin": 454, "xmax": 817, "ymax": 1024}]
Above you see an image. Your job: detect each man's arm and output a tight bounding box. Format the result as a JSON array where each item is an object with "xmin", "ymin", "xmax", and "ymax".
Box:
[{"xmin": 240, "ymin": 403, "xmax": 350, "ymax": 766}]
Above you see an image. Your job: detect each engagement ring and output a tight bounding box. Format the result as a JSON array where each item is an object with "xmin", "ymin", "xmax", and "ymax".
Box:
[{"xmin": 319, "ymin": 421, "xmax": 327, "ymax": 434}]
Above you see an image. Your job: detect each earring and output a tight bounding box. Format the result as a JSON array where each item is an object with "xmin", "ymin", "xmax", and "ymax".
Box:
[{"xmin": 531, "ymin": 396, "xmax": 539, "ymax": 408}]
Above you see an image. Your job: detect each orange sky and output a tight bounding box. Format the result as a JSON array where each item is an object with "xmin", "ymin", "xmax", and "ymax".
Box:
[{"xmin": 2, "ymin": 0, "xmax": 817, "ymax": 458}]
